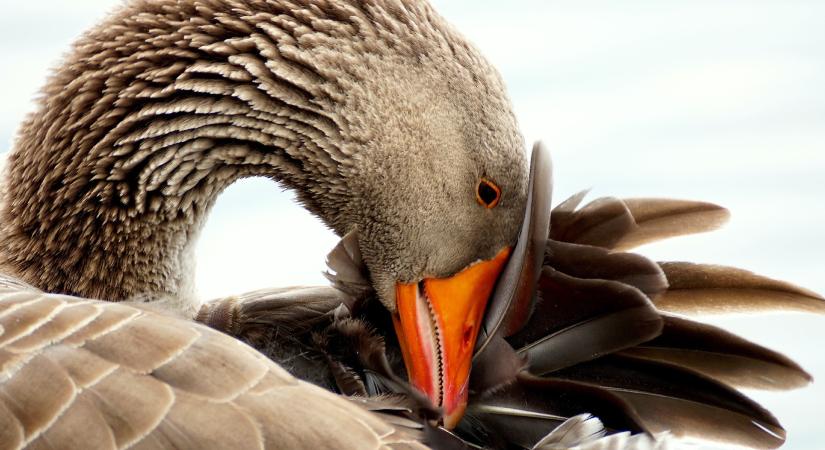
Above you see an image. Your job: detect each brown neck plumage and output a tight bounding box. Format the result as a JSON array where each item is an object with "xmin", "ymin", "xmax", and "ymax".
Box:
[{"xmin": 0, "ymin": 0, "xmax": 491, "ymax": 312}]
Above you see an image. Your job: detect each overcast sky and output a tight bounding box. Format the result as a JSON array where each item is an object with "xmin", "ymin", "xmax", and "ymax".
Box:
[{"xmin": 1, "ymin": 2, "xmax": 823, "ymax": 449}]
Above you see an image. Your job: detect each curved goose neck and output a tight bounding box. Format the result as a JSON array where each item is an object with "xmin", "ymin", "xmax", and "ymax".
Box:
[{"xmin": 0, "ymin": 0, "xmax": 482, "ymax": 311}]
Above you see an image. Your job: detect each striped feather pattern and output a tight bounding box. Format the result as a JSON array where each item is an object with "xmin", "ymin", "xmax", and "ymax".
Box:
[{"xmin": 0, "ymin": 277, "xmax": 428, "ymax": 450}]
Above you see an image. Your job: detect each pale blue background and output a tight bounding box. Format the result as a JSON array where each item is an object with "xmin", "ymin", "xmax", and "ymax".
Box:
[{"xmin": 1, "ymin": 2, "xmax": 823, "ymax": 449}]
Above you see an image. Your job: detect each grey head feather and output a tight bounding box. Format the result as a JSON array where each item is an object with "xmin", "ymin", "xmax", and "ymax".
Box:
[{"xmin": 0, "ymin": 0, "xmax": 528, "ymax": 311}]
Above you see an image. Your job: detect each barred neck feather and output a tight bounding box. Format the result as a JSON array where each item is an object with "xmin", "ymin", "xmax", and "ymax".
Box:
[{"xmin": 0, "ymin": 0, "xmax": 522, "ymax": 311}]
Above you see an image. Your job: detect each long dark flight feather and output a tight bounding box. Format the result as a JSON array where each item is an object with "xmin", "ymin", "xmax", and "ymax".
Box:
[
  {"xmin": 470, "ymin": 333, "xmax": 527, "ymax": 394},
  {"xmin": 508, "ymin": 267, "xmax": 662, "ymax": 376},
  {"xmin": 544, "ymin": 239, "xmax": 668, "ymax": 301},
  {"xmin": 657, "ymin": 262, "xmax": 825, "ymax": 315},
  {"xmin": 550, "ymin": 354, "xmax": 786, "ymax": 449},
  {"xmin": 424, "ymin": 427, "xmax": 474, "ymax": 450},
  {"xmin": 614, "ymin": 198, "xmax": 730, "ymax": 250},
  {"xmin": 549, "ymin": 196, "xmax": 636, "ymax": 250},
  {"xmin": 621, "ymin": 315, "xmax": 812, "ymax": 390},
  {"xmin": 476, "ymin": 142, "xmax": 553, "ymax": 358},
  {"xmin": 465, "ymin": 373, "xmax": 647, "ymax": 449},
  {"xmin": 549, "ymin": 196, "xmax": 729, "ymax": 251}
]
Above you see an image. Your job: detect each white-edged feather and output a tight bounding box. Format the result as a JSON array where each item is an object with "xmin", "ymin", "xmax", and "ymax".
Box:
[{"xmin": 532, "ymin": 414, "xmax": 673, "ymax": 450}]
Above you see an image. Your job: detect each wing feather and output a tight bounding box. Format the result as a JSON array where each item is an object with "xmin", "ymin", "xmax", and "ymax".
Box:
[
  {"xmin": 0, "ymin": 352, "xmax": 77, "ymax": 445},
  {"xmin": 509, "ymin": 267, "xmax": 662, "ymax": 376},
  {"xmin": 28, "ymin": 393, "xmax": 117, "ymax": 450},
  {"xmin": 550, "ymin": 196, "xmax": 635, "ymax": 249},
  {"xmin": 544, "ymin": 240, "xmax": 667, "ymax": 301},
  {"xmin": 549, "ymin": 196, "xmax": 728, "ymax": 251},
  {"xmin": 82, "ymin": 315, "xmax": 200, "ymax": 374},
  {"xmin": 466, "ymin": 374, "xmax": 646, "ymax": 449},
  {"xmin": 0, "ymin": 282, "xmax": 429, "ymax": 450},
  {"xmin": 531, "ymin": 414, "xmax": 605, "ymax": 449},
  {"xmin": 622, "ymin": 315, "xmax": 811, "ymax": 390},
  {"xmin": 0, "ymin": 393, "xmax": 25, "ymax": 448},
  {"xmin": 477, "ymin": 142, "xmax": 553, "ymax": 357},
  {"xmin": 84, "ymin": 366, "xmax": 176, "ymax": 448},
  {"xmin": 5, "ymin": 303, "xmax": 101, "ymax": 353},
  {"xmin": 657, "ymin": 262, "xmax": 825, "ymax": 314},
  {"xmin": 0, "ymin": 297, "xmax": 64, "ymax": 346},
  {"xmin": 550, "ymin": 354, "xmax": 785, "ymax": 449},
  {"xmin": 615, "ymin": 199, "xmax": 730, "ymax": 250}
]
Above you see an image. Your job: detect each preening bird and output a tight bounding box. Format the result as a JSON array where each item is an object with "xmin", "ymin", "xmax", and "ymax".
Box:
[
  {"xmin": 0, "ymin": 1, "xmax": 821, "ymax": 449},
  {"xmin": 0, "ymin": 0, "xmax": 525, "ymax": 446}
]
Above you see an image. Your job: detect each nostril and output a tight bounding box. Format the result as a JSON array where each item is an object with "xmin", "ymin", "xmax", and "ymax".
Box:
[{"xmin": 462, "ymin": 325, "xmax": 473, "ymax": 347}]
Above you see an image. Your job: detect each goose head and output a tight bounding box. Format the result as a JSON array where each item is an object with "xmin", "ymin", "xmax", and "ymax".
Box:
[
  {"xmin": 311, "ymin": 38, "xmax": 529, "ymax": 428},
  {"xmin": 347, "ymin": 89, "xmax": 528, "ymax": 428},
  {"xmin": 0, "ymin": 0, "xmax": 528, "ymax": 429}
]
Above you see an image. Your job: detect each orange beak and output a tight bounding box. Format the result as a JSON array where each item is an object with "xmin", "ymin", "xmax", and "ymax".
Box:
[{"xmin": 392, "ymin": 247, "xmax": 511, "ymax": 429}]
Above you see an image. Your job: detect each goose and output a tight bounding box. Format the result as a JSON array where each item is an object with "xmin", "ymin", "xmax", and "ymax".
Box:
[
  {"xmin": 0, "ymin": 1, "xmax": 822, "ymax": 450},
  {"xmin": 0, "ymin": 0, "xmax": 526, "ymax": 447}
]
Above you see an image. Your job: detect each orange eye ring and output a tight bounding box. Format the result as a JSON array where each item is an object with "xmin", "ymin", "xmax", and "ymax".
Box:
[{"xmin": 476, "ymin": 178, "xmax": 501, "ymax": 209}]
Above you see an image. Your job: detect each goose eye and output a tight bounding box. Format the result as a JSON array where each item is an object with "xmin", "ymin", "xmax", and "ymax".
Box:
[{"xmin": 476, "ymin": 178, "xmax": 501, "ymax": 209}]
